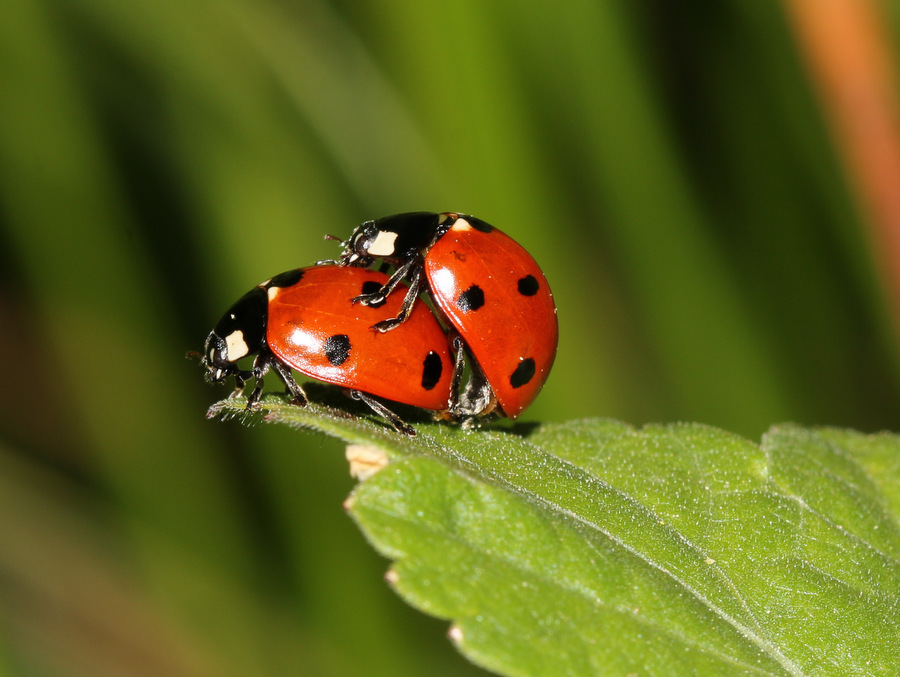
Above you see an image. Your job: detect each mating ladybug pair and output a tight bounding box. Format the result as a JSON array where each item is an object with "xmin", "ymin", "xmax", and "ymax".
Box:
[{"xmin": 202, "ymin": 212, "xmax": 558, "ymax": 435}]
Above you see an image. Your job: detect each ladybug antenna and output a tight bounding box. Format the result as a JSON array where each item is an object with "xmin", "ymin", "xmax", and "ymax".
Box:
[
  {"xmin": 186, "ymin": 349, "xmax": 207, "ymax": 369},
  {"xmin": 315, "ymin": 233, "xmax": 349, "ymax": 266}
]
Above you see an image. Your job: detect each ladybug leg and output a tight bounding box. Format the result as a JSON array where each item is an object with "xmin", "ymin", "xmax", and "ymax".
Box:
[
  {"xmin": 270, "ymin": 359, "xmax": 308, "ymax": 406},
  {"xmin": 244, "ymin": 353, "xmax": 274, "ymax": 408},
  {"xmin": 348, "ymin": 390, "xmax": 416, "ymax": 436},
  {"xmin": 225, "ymin": 369, "xmax": 251, "ymax": 399},
  {"xmin": 369, "ymin": 222, "xmax": 446, "ymax": 332},
  {"xmin": 244, "ymin": 352, "xmax": 308, "ymax": 408},
  {"xmin": 351, "ymin": 255, "xmax": 421, "ymax": 308},
  {"xmin": 453, "ymin": 356, "xmax": 500, "ymax": 423},
  {"xmin": 447, "ymin": 334, "xmax": 467, "ymax": 415},
  {"xmin": 371, "ymin": 266, "xmax": 426, "ymax": 333}
]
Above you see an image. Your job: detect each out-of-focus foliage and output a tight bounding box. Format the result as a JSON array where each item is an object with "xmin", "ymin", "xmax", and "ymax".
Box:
[{"xmin": 0, "ymin": 0, "xmax": 898, "ymax": 675}]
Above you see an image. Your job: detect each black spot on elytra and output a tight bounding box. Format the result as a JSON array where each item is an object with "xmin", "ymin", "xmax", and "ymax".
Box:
[
  {"xmin": 324, "ymin": 334, "xmax": 351, "ymax": 366},
  {"xmin": 517, "ymin": 275, "xmax": 539, "ymax": 296},
  {"xmin": 457, "ymin": 285, "xmax": 485, "ymax": 312},
  {"xmin": 509, "ymin": 358, "xmax": 536, "ymax": 388},
  {"xmin": 360, "ymin": 280, "xmax": 386, "ymax": 308},
  {"xmin": 421, "ymin": 351, "xmax": 443, "ymax": 390},
  {"xmin": 268, "ymin": 268, "xmax": 305, "ymax": 288}
]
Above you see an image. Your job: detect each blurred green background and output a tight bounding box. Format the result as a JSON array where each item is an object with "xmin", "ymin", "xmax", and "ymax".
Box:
[{"xmin": 1, "ymin": 0, "xmax": 899, "ymax": 675}]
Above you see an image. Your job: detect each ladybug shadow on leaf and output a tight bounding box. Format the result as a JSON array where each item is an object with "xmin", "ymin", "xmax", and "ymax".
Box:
[
  {"xmin": 505, "ymin": 420, "xmax": 543, "ymax": 438},
  {"xmin": 268, "ymin": 381, "xmax": 440, "ymax": 429},
  {"xmin": 281, "ymin": 384, "xmax": 549, "ymax": 438}
]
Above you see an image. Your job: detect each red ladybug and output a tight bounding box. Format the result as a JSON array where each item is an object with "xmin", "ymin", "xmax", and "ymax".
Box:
[
  {"xmin": 203, "ymin": 265, "xmax": 454, "ymax": 435},
  {"xmin": 335, "ymin": 212, "xmax": 558, "ymax": 420}
]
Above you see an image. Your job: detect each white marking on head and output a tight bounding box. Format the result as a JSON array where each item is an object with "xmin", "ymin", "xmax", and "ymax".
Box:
[
  {"xmin": 368, "ymin": 230, "xmax": 399, "ymax": 256},
  {"xmin": 225, "ymin": 330, "xmax": 249, "ymax": 361},
  {"xmin": 267, "ymin": 285, "xmax": 280, "ymax": 301},
  {"xmin": 451, "ymin": 217, "xmax": 473, "ymax": 232}
]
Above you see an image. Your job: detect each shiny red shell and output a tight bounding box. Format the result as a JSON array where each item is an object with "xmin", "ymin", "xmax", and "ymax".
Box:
[
  {"xmin": 266, "ymin": 266, "xmax": 453, "ymax": 410},
  {"xmin": 424, "ymin": 217, "xmax": 558, "ymax": 418}
]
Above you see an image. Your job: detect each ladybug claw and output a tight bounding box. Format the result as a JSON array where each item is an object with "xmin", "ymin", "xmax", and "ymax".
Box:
[
  {"xmin": 373, "ymin": 318, "xmax": 402, "ymax": 333},
  {"xmin": 395, "ymin": 421, "xmax": 416, "ymax": 436},
  {"xmin": 352, "ymin": 292, "xmax": 384, "ymax": 306}
]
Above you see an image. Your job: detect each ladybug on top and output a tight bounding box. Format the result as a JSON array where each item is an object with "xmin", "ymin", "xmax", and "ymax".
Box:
[{"xmin": 332, "ymin": 212, "xmax": 558, "ymax": 423}]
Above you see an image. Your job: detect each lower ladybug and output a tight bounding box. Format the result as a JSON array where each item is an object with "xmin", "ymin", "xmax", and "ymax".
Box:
[
  {"xmin": 334, "ymin": 212, "xmax": 558, "ymax": 421},
  {"xmin": 203, "ymin": 265, "xmax": 454, "ymax": 435}
]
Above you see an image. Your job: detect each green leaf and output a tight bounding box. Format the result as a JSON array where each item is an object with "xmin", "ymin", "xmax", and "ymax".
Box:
[{"xmin": 211, "ymin": 397, "xmax": 900, "ymax": 676}]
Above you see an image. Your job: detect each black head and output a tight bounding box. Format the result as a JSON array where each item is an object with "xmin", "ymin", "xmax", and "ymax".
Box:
[
  {"xmin": 203, "ymin": 286, "xmax": 268, "ymax": 383},
  {"xmin": 339, "ymin": 212, "xmax": 448, "ymax": 265}
]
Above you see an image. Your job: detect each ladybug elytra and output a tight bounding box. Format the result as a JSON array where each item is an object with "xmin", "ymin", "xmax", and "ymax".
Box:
[
  {"xmin": 336, "ymin": 212, "xmax": 558, "ymax": 420},
  {"xmin": 203, "ymin": 265, "xmax": 455, "ymax": 435}
]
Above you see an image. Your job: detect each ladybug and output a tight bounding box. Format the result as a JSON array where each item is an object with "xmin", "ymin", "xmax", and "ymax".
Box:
[
  {"xmin": 203, "ymin": 265, "xmax": 455, "ymax": 435},
  {"xmin": 335, "ymin": 212, "xmax": 558, "ymax": 420}
]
